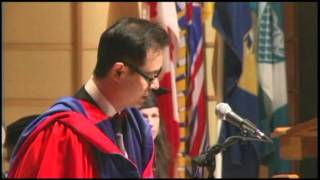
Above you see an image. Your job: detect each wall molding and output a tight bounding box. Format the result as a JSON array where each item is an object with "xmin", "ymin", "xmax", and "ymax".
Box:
[
  {"xmin": 4, "ymin": 98, "xmax": 57, "ymax": 106},
  {"xmin": 4, "ymin": 42, "xmax": 72, "ymax": 51}
]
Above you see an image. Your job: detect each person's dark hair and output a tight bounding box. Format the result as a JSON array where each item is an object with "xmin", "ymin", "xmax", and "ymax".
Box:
[
  {"xmin": 141, "ymin": 87, "xmax": 169, "ymax": 109},
  {"xmin": 94, "ymin": 17, "xmax": 169, "ymax": 78},
  {"xmin": 141, "ymin": 93, "xmax": 157, "ymax": 109},
  {"xmin": 154, "ymin": 120, "xmax": 172, "ymax": 178},
  {"xmin": 4, "ymin": 114, "xmax": 39, "ymax": 160}
]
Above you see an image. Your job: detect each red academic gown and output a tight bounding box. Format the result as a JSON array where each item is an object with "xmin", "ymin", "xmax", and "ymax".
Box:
[{"xmin": 8, "ymin": 95, "xmax": 154, "ymax": 178}]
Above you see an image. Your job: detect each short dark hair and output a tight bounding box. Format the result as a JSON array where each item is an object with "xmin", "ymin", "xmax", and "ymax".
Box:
[
  {"xmin": 140, "ymin": 87, "xmax": 169, "ymax": 109},
  {"xmin": 94, "ymin": 17, "xmax": 169, "ymax": 78},
  {"xmin": 4, "ymin": 114, "xmax": 39, "ymax": 148},
  {"xmin": 4, "ymin": 114, "xmax": 39, "ymax": 162}
]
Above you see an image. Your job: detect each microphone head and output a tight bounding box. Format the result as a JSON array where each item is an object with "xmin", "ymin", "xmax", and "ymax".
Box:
[{"xmin": 215, "ymin": 103, "xmax": 232, "ymax": 120}]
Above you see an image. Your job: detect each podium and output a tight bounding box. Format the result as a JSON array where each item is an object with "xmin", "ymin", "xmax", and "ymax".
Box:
[{"xmin": 273, "ymin": 118, "xmax": 317, "ymax": 160}]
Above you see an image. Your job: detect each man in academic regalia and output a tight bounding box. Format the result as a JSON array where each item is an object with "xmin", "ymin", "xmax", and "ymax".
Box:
[{"xmin": 8, "ymin": 17, "xmax": 169, "ymax": 178}]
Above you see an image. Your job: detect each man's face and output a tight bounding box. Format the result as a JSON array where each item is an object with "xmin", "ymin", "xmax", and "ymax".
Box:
[
  {"xmin": 124, "ymin": 49, "xmax": 164, "ymax": 108},
  {"xmin": 140, "ymin": 107, "xmax": 160, "ymax": 139}
]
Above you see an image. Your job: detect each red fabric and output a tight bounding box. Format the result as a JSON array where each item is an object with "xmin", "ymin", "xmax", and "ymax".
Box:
[
  {"xmin": 77, "ymin": 99, "xmax": 106, "ymax": 124},
  {"xmin": 8, "ymin": 110, "xmax": 123, "ymax": 178},
  {"xmin": 9, "ymin": 99, "xmax": 154, "ymax": 178},
  {"xmin": 157, "ymin": 73, "xmax": 180, "ymax": 176},
  {"xmin": 9, "ymin": 115, "xmax": 99, "ymax": 178},
  {"xmin": 186, "ymin": 2, "xmax": 193, "ymax": 21},
  {"xmin": 147, "ymin": 2, "xmax": 158, "ymax": 18},
  {"xmin": 142, "ymin": 143, "xmax": 155, "ymax": 178},
  {"xmin": 189, "ymin": 84, "xmax": 206, "ymax": 157}
]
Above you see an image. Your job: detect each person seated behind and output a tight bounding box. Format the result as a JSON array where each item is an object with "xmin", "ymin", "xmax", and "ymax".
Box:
[
  {"xmin": 139, "ymin": 88, "xmax": 172, "ymax": 178},
  {"xmin": 3, "ymin": 114, "xmax": 39, "ymax": 177}
]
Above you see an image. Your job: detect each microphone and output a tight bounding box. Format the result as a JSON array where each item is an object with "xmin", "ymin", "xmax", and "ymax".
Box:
[{"xmin": 215, "ymin": 103, "xmax": 272, "ymax": 142}]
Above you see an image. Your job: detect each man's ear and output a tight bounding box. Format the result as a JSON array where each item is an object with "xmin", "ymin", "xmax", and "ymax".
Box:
[{"xmin": 112, "ymin": 62, "xmax": 125, "ymax": 78}]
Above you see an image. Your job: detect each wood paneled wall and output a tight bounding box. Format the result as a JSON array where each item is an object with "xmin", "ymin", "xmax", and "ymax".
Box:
[{"xmin": 2, "ymin": 2, "xmax": 141, "ymax": 172}]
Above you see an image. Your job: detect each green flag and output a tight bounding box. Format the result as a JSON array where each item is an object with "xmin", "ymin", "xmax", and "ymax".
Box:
[{"xmin": 255, "ymin": 2, "xmax": 292, "ymax": 177}]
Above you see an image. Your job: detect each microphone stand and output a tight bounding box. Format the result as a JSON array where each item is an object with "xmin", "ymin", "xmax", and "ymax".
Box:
[{"xmin": 192, "ymin": 130, "xmax": 273, "ymax": 178}]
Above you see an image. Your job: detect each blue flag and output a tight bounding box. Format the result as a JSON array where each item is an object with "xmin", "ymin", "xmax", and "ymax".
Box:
[{"xmin": 213, "ymin": 2, "xmax": 261, "ymax": 178}]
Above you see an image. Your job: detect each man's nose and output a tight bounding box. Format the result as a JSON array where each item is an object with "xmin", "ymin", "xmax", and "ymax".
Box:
[{"xmin": 150, "ymin": 78, "xmax": 160, "ymax": 90}]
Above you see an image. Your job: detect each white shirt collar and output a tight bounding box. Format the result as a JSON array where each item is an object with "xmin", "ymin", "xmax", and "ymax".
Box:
[{"xmin": 84, "ymin": 77, "xmax": 117, "ymax": 116}]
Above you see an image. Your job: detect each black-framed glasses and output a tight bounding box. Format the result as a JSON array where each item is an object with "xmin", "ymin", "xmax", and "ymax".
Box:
[{"xmin": 122, "ymin": 60, "xmax": 162, "ymax": 84}]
